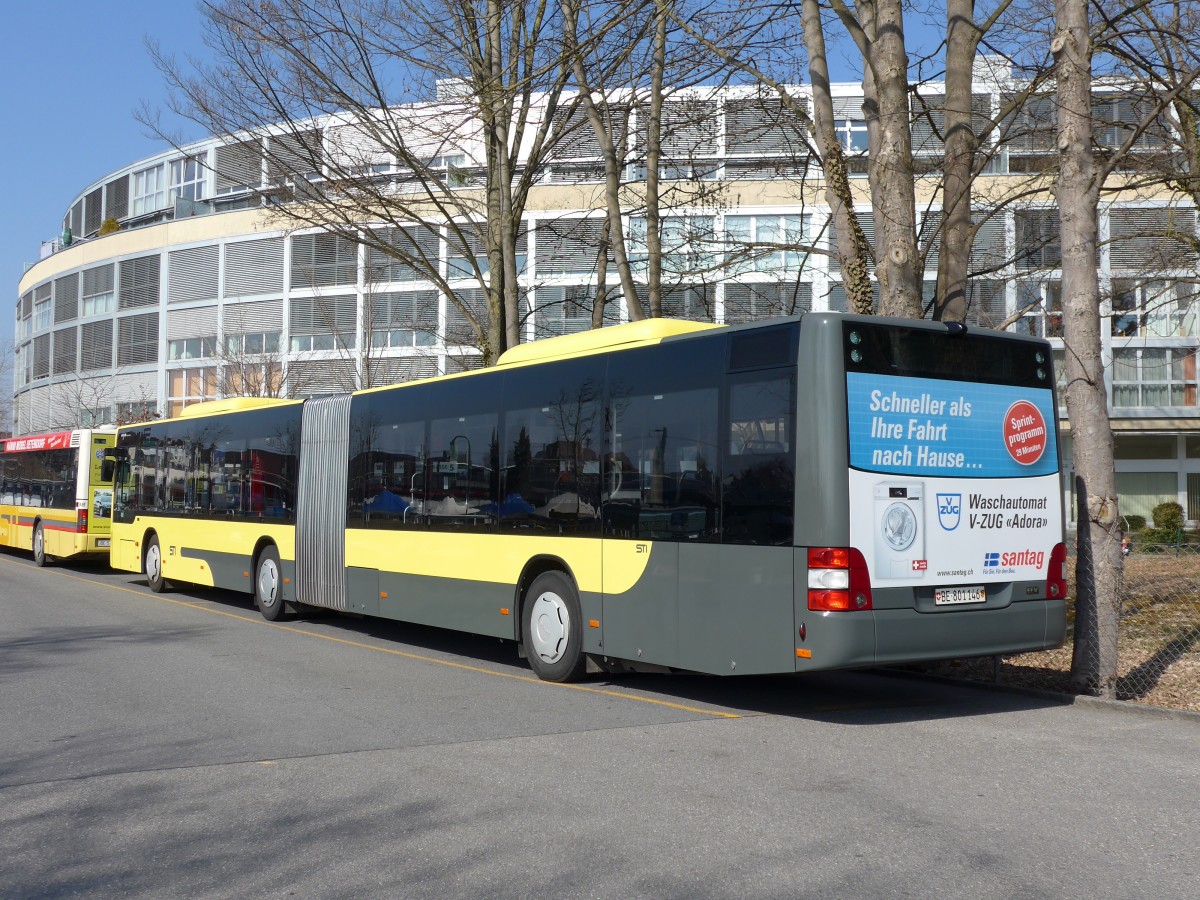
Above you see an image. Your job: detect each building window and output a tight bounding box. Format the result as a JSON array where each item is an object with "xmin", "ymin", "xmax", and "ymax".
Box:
[
  {"xmin": 117, "ymin": 313, "xmax": 160, "ymax": 366},
  {"xmin": 629, "ymin": 215, "xmax": 716, "ymax": 277},
  {"xmin": 170, "ymin": 156, "xmax": 206, "ymax": 202},
  {"xmin": 82, "ymin": 265, "xmax": 116, "ymax": 316},
  {"xmin": 369, "ymin": 291, "xmax": 437, "ymax": 348},
  {"xmin": 116, "ymin": 400, "xmax": 158, "ymax": 424},
  {"xmin": 725, "ymin": 215, "xmax": 808, "ymax": 274},
  {"xmin": 836, "ymin": 118, "xmax": 869, "ymax": 152},
  {"xmin": 1115, "ymin": 471, "xmax": 1177, "ymax": 522},
  {"xmin": 131, "ymin": 164, "xmax": 167, "ymax": 217},
  {"xmin": 1112, "ymin": 347, "xmax": 1199, "ymax": 408},
  {"xmin": 168, "ymin": 367, "xmax": 218, "ymax": 418},
  {"xmin": 1015, "ymin": 209, "xmax": 1062, "ymax": 270},
  {"xmin": 34, "ymin": 297, "xmax": 51, "ymax": 330},
  {"xmin": 1112, "ymin": 280, "xmax": 1199, "ymax": 338},
  {"xmin": 168, "ymin": 336, "xmax": 217, "ymax": 360},
  {"xmin": 1015, "ymin": 281, "xmax": 1063, "ymax": 337},
  {"xmin": 289, "ymin": 295, "xmax": 356, "ymax": 351},
  {"xmin": 80, "ymin": 406, "xmax": 113, "ymax": 427},
  {"xmin": 225, "ymin": 331, "xmax": 282, "ymax": 355}
]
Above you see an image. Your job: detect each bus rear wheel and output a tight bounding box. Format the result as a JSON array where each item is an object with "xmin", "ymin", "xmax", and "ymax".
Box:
[
  {"xmin": 254, "ymin": 545, "xmax": 287, "ymax": 621},
  {"xmin": 145, "ymin": 535, "xmax": 168, "ymax": 593},
  {"xmin": 32, "ymin": 523, "xmax": 49, "ymax": 567},
  {"xmin": 523, "ymin": 571, "xmax": 586, "ymax": 683}
]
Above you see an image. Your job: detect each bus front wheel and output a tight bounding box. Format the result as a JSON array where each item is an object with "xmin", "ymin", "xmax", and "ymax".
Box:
[
  {"xmin": 32, "ymin": 523, "xmax": 49, "ymax": 567},
  {"xmin": 523, "ymin": 571, "xmax": 586, "ymax": 683},
  {"xmin": 145, "ymin": 535, "xmax": 168, "ymax": 593},
  {"xmin": 254, "ymin": 545, "xmax": 286, "ymax": 621}
]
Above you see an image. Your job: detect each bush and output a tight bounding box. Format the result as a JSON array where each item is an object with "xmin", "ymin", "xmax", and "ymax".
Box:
[
  {"xmin": 98, "ymin": 217, "xmax": 120, "ymax": 236},
  {"xmin": 1122, "ymin": 514, "xmax": 1147, "ymax": 532},
  {"xmin": 1140, "ymin": 527, "xmax": 1180, "ymax": 547},
  {"xmin": 1151, "ymin": 501, "xmax": 1185, "ymax": 532}
]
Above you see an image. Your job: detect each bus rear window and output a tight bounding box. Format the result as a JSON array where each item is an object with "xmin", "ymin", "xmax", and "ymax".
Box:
[{"xmin": 844, "ymin": 322, "xmax": 1051, "ymax": 389}]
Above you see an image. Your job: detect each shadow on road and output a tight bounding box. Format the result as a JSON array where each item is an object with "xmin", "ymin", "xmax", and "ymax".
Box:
[{"xmin": 133, "ymin": 577, "xmax": 1069, "ymax": 727}]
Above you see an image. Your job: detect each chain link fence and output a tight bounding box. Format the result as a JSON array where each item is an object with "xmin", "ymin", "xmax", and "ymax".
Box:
[{"xmin": 918, "ymin": 535, "xmax": 1200, "ymax": 711}]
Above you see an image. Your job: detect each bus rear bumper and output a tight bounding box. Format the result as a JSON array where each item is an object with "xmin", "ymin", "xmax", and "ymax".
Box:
[
  {"xmin": 873, "ymin": 598, "xmax": 1068, "ymax": 666},
  {"xmin": 796, "ymin": 598, "xmax": 1067, "ymax": 672}
]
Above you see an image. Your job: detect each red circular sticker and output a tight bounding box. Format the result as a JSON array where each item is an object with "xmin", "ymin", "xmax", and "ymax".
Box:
[{"xmin": 1003, "ymin": 400, "xmax": 1047, "ymax": 465}]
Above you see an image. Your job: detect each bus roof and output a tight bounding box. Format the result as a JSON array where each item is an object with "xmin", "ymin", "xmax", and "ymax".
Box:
[
  {"xmin": 496, "ymin": 318, "xmax": 721, "ymax": 367},
  {"xmin": 172, "ymin": 397, "xmax": 301, "ymax": 420}
]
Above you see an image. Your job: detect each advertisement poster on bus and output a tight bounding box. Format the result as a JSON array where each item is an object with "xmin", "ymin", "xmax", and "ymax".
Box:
[{"xmin": 846, "ymin": 371, "xmax": 1062, "ymax": 587}]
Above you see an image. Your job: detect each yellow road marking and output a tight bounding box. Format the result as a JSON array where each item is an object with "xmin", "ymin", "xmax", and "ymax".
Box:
[{"xmin": 4, "ymin": 558, "xmax": 746, "ymax": 720}]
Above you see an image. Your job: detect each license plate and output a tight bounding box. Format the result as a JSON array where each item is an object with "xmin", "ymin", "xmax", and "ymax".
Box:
[
  {"xmin": 96, "ymin": 539, "xmax": 110, "ymax": 548},
  {"xmin": 934, "ymin": 585, "xmax": 986, "ymax": 606}
]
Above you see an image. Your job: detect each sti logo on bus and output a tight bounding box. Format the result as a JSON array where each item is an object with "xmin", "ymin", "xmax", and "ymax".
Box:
[{"xmin": 937, "ymin": 493, "xmax": 962, "ymax": 530}]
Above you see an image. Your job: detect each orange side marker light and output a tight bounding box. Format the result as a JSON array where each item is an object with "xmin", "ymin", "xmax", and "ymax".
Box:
[
  {"xmin": 380, "ymin": 591, "xmax": 388, "ymax": 599},
  {"xmin": 500, "ymin": 607, "xmax": 510, "ymax": 616},
  {"xmin": 796, "ymin": 648, "xmax": 812, "ymax": 659},
  {"xmin": 589, "ymin": 619, "xmax": 600, "ymax": 628}
]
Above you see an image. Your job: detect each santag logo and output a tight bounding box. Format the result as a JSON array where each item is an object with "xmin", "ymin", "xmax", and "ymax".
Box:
[
  {"xmin": 937, "ymin": 493, "xmax": 962, "ymax": 530},
  {"xmin": 984, "ymin": 552, "xmax": 1001, "ymax": 568}
]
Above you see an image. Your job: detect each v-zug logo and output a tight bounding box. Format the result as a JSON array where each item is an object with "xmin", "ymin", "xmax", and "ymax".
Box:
[{"xmin": 937, "ymin": 493, "xmax": 962, "ymax": 530}]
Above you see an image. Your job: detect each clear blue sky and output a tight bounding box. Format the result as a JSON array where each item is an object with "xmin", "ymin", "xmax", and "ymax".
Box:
[{"xmin": 0, "ymin": 2, "xmax": 206, "ymax": 351}]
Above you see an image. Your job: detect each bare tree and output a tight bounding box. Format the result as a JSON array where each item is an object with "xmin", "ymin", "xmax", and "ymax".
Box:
[{"xmin": 145, "ymin": 0, "xmax": 586, "ymax": 363}]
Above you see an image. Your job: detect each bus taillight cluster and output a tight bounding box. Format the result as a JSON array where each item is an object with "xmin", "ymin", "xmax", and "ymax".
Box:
[
  {"xmin": 807, "ymin": 547, "xmax": 873, "ymax": 612},
  {"xmin": 1046, "ymin": 542, "xmax": 1067, "ymax": 599}
]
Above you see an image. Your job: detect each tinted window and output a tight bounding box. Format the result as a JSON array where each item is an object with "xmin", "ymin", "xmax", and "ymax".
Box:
[
  {"xmin": 348, "ymin": 390, "xmax": 428, "ymax": 529},
  {"xmin": 845, "ymin": 321, "xmax": 1050, "ymax": 389},
  {"xmin": 723, "ymin": 371, "xmax": 795, "ymax": 545},
  {"xmin": 114, "ymin": 406, "xmax": 299, "ymax": 522},
  {"xmin": 605, "ymin": 338, "xmax": 722, "ymax": 542},
  {"xmin": 0, "ymin": 447, "xmax": 78, "ymax": 509},
  {"xmin": 426, "ymin": 377, "xmax": 501, "ymax": 531},
  {"xmin": 500, "ymin": 358, "xmax": 604, "ymax": 535}
]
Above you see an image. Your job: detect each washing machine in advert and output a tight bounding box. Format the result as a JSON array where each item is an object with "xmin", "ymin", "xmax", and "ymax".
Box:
[{"xmin": 874, "ymin": 481, "xmax": 925, "ymax": 579}]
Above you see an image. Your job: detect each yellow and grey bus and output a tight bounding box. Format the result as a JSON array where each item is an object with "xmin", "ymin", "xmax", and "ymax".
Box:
[
  {"xmin": 107, "ymin": 314, "xmax": 1067, "ymax": 681},
  {"xmin": 1, "ymin": 428, "xmax": 117, "ymax": 565}
]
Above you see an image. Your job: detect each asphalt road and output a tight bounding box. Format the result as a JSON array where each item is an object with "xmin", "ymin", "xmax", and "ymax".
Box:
[{"xmin": 1, "ymin": 547, "xmax": 1197, "ymax": 899}]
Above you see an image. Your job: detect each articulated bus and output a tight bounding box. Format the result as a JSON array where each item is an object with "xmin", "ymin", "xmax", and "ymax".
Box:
[
  {"xmin": 1, "ymin": 428, "xmax": 117, "ymax": 565},
  {"xmin": 106, "ymin": 314, "xmax": 1067, "ymax": 681}
]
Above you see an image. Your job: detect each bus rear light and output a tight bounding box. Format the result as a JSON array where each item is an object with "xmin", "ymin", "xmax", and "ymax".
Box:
[
  {"xmin": 807, "ymin": 547, "xmax": 872, "ymax": 612},
  {"xmin": 1046, "ymin": 542, "xmax": 1067, "ymax": 599},
  {"xmin": 77, "ymin": 508, "xmax": 88, "ymax": 534}
]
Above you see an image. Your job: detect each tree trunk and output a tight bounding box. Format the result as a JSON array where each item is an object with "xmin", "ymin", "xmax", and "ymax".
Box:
[
  {"xmin": 644, "ymin": 1, "xmax": 667, "ymax": 318},
  {"xmin": 802, "ymin": 0, "xmax": 873, "ymax": 315},
  {"xmin": 933, "ymin": 0, "xmax": 981, "ymax": 323},
  {"xmin": 1054, "ymin": 0, "xmax": 1122, "ymax": 696},
  {"xmin": 858, "ymin": 0, "xmax": 921, "ymax": 318},
  {"xmin": 593, "ymin": 212, "xmax": 613, "ymax": 329}
]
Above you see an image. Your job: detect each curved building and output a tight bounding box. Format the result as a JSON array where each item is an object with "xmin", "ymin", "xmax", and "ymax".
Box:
[{"xmin": 14, "ymin": 74, "xmax": 1200, "ymax": 521}]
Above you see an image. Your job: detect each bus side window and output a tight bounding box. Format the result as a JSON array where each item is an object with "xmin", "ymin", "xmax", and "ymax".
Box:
[{"xmin": 723, "ymin": 372, "xmax": 796, "ymax": 546}]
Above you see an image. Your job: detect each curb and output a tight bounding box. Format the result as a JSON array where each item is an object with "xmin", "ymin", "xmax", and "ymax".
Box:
[{"xmin": 881, "ymin": 667, "xmax": 1200, "ymax": 724}]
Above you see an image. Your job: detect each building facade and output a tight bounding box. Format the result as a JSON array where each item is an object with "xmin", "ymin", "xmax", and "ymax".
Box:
[{"xmin": 14, "ymin": 74, "xmax": 1200, "ymax": 523}]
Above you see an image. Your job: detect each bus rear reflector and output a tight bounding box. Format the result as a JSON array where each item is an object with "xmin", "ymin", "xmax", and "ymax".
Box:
[
  {"xmin": 808, "ymin": 547, "xmax": 872, "ymax": 612},
  {"xmin": 77, "ymin": 508, "xmax": 88, "ymax": 534},
  {"xmin": 1046, "ymin": 542, "xmax": 1067, "ymax": 599}
]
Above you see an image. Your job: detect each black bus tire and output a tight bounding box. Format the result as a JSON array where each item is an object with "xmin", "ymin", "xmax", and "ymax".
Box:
[
  {"xmin": 523, "ymin": 570, "xmax": 586, "ymax": 683},
  {"xmin": 254, "ymin": 545, "xmax": 287, "ymax": 621},
  {"xmin": 33, "ymin": 522, "xmax": 49, "ymax": 567},
  {"xmin": 145, "ymin": 534, "xmax": 168, "ymax": 593}
]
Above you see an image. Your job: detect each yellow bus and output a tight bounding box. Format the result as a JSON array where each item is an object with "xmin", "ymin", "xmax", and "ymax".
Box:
[
  {"xmin": 1, "ymin": 428, "xmax": 117, "ymax": 565},
  {"xmin": 106, "ymin": 315, "xmax": 1067, "ymax": 681}
]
